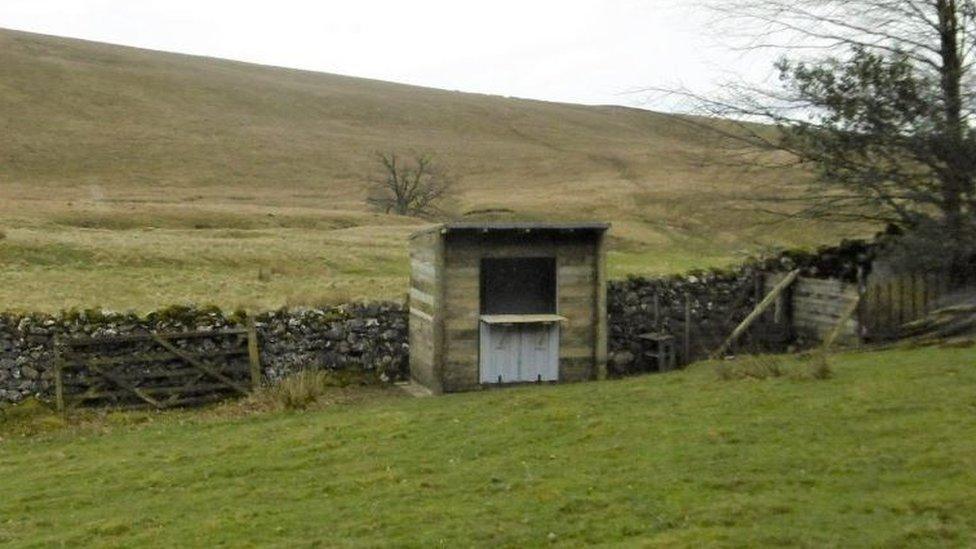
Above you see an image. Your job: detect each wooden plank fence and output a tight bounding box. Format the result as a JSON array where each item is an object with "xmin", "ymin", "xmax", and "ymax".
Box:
[
  {"xmin": 763, "ymin": 271, "xmax": 955, "ymax": 345},
  {"xmin": 763, "ymin": 273, "xmax": 861, "ymax": 345},
  {"xmin": 860, "ymin": 272, "xmax": 951, "ymax": 341},
  {"xmin": 54, "ymin": 321, "xmax": 261, "ymax": 412}
]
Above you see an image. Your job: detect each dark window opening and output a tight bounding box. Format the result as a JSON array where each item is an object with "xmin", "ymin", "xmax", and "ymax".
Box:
[{"xmin": 480, "ymin": 257, "xmax": 556, "ymax": 315}]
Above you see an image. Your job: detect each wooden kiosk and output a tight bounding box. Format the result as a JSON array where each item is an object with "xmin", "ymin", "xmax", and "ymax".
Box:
[{"xmin": 408, "ymin": 222, "xmax": 609, "ymax": 393}]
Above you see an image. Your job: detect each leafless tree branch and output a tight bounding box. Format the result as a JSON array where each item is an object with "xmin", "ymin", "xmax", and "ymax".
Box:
[{"xmin": 366, "ymin": 151, "xmax": 454, "ymax": 218}]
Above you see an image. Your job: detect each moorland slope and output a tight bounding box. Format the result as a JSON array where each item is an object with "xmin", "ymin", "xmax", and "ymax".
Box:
[{"xmin": 0, "ymin": 28, "xmax": 857, "ymax": 310}]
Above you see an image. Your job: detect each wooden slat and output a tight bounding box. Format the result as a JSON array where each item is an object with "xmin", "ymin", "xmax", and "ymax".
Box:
[
  {"xmin": 108, "ymin": 393, "xmax": 230, "ymax": 411},
  {"xmin": 445, "ymin": 344, "xmax": 479, "ymax": 362},
  {"xmin": 409, "ymin": 288, "xmax": 436, "ymax": 307},
  {"xmin": 443, "ymin": 284, "xmax": 479, "ymax": 303},
  {"xmin": 410, "ymin": 295, "xmax": 437, "ymax": 318},
  {"xmin": 87, "ymin": 362, "xmax": 165, "ymax": 409},
  {"xmin": 794, "ymin": 316, "xmax": 855, "ymax": 331},
  {"xmin": 442, "ymin": 266, "xmax": 479, "ymax": 280},
  {"xmin": 66, "ymin": 329, "xmax": 246, "ymax": 347},
  {"xmin": 447, "ymin": 254, "xmax": 593, "ymax": 270},
  {"xmin": 791, "ymin": 294, "xmax": 858, "ymax": 307},
  {"xmin": 443, "ymin": 270, "xmax": 477, "ymax": 288},
  {"xmin": 70, "ymin": 382, "xmax": 239, "ymax": 401},
  {"xmin": 792, "ymin": 277, "xmax": 850, "ymax": 292},
  {"xmin": 558, "ymin": 264, "xmax": 596, "ymax": 276},
  {"xmin": 558, "ymin": 284, "xmax": 595, "ymax": 300},
  {"xmin": 559, "ymin": 346, "xmax": 593, "ymax": 359},
  {"xmin": 445, "ymin": 326, "xmax": 478, "ymax": 341},
  {"xmin": 410, "ymin": 259, "xmax": 436, "ymax": 281},
  {"xmin": 61, "ymin": 365, "xmax": 250, "ymax": 386},
  {"xmin": 63, "ymin": 384, "xmax": 110, "ymax": 411},
  {"xmin": 561, "ymin": 324, "xmax": 594, "ymax": 340},
  {"xmin": 410, "ymin": 336, "xmax": 434, "ymax": 363},
  {"xmin": 61, "ymin": 348, "xmax": 247, "ymax": 369},
  {"xmin": 411, "ymin": 263, "xmax": 437, "ymax": 283},
  {"xmin": 793, "ymin": 305, "xmax": 856, "ymax": 321},
  {"xmin": 409, "ymin": 244, "xmax": 436, "ymax": 263},
  {"xmin": 448, "ymin": 243, "xmax": 593, "ymax": 261},
  {"xmin": 410, "ymin": 307, "xmax": 434, "ymax": 323},
  {"xmin": 445, "ymin": 303, "xmax": 480, "ymax": 322},
  {"xmin": 795, "ymin": 289, "xmax": 855, "ymax": 303},
  {"xmin": 556, "ymin": 304, "xmax": 594, "ymax": 321},
  {"xmin": 410, "ymin": 274, "xmax": 437, "ymax": 295},
  {"xmin": 151, "ymin": 335, "xmax": 252, "ymax": 396}
]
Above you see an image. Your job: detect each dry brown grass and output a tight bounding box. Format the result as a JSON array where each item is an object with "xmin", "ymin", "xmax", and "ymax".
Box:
[
  {"xmin": 716, "ymin": 355, "xmax": 785, "ymax": 380},
  {"xmin": 245, "ymin": 370, "xmax": 385, "ymax": 412},
  {"xmin": 0, "ymin": 28, "xmax": 866, "ymax": 311},
  {"xmin": 716, "ymin": 353, "xmax": 833, "ymax": 381}
]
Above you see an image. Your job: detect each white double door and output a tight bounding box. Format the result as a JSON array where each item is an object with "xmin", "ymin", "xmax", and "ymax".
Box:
[{"xmin": 479, "ymin": 322, "xmax": 559, "ymax": 384}]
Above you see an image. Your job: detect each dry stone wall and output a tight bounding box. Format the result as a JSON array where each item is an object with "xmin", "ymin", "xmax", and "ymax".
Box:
[
  {"xmin": 0, "ymin": 304, "xmax": 408, "ymax": 404},
  {"xmin": 0, "ymin": 238, "xmax": 882, "ymax": 404}
]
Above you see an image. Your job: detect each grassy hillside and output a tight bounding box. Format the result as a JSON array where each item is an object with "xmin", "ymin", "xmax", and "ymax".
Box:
[
  {"xmin": 0, "ymin": 28, "xmax": 860, "ymax": 311},
  {"xmin": 1, "ymin": 346, "xmax": 974, "ymax": 546}
]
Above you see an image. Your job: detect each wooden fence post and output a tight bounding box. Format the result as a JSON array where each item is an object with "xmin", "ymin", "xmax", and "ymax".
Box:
[
  {"xmin": 247, "ymin": 317, "xmax": 262, "ymax": 390},
  {"xmin": 711, "ymin": 269, "xmax": 800, "ymax": 359},
  {"xmin": 653, "ymin": 292, "xmax": 660, "ymax": 330},
  {"xmin": 925, "ymin": 273, "xmax": 935, "ymax": 315},
  {"xmin": 683, "ymin": 293, "xmax": 691, "ymax": 365},
  {"xmin": 901, "ymin": 276, "xmax": 907, "ymax": 327},
  {"xmin": 53, "ymin": 336, "xmax": 65, "ymax": 415},
  {"xmin": 887, "ymin": 280, "xmax": 896, "ymax": 336},
  {"xmin": 856, "ymin": 267, "xmax": 866, "ymax": 343},
  {"xmin": 909, "ymin": 273, "xmax": 917, "ymax": 321},
  {"xmin": 876, "ymin": 280, "xmax": 884, "ymax": 336}
]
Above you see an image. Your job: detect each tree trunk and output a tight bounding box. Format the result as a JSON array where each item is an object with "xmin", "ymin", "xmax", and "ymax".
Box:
[{"xmin": 936, "ymin": 0, "xmax": 968, "ymax": 246}]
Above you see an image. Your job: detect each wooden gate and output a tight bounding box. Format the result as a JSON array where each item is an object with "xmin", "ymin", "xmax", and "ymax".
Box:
[
  {"xmin": 859, "ymin": 273, "xmax": 951, "ymax": 341},
  {"xmin": 54, "ymin": 322, "xmax": 261, "ymax": 412}
]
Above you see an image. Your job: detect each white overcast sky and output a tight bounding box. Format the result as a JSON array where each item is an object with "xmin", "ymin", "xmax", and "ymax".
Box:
[{"xmin": 0, "ymin": 0, "xmax": 780, "ymax": 109}]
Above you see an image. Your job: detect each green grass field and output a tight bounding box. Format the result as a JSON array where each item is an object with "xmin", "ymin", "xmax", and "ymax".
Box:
[
  {"xmin": 0, "ymin": 28, "xmax": 863, "ymax": 312},
  {"xmin": 1, "ymin": 24, "xmax": 971, "ymax": 549},
  {"xmin": 2, "ymin": 346, "xmax": 974, "ymax": 546}
]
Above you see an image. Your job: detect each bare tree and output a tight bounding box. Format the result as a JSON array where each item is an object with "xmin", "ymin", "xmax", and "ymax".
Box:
[
  {"xmin": 662, "ymin": 0, "xmax": 976, "ymax": 274},
  {"xmin": 366, "ymin": 151, "xmax": 453, "ymax": 217}
]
